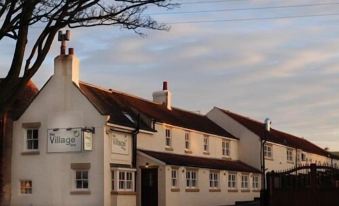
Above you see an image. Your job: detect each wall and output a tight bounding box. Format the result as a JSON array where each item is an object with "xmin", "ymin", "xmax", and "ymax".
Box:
[
  {"xmin": 11, "ymin": 75, "xmax": 107, "ymax": 206},
  {"xmin": 207, "ymin": 108, "xmax": 261, "ymax": 169},
  {"xmin": 137, "ymin": 123, "xmax": 239, "ymax": 160},
  {"xmin": 165, "ymin": 166, "xmax": 260, "ymax": 206}
]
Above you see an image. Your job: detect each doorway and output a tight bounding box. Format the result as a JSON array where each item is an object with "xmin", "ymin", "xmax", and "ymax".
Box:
[{"xmin": 141, "ymin": 168, "xmax": 158, "ymax": 206}]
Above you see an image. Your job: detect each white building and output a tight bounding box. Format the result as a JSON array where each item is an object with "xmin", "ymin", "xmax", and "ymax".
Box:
[
  {"xmin": 11, "ymin": 48, "xmax": 261, "ymax": 206},
  {"xmin": 207, "ymin": 107, "xmax": 339, "ymax": 173}
]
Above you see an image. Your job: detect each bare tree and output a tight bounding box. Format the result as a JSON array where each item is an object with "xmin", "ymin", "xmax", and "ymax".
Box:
[{"xmin": 0, "ymin": 0, "xmax": 175, "ymax": 116}]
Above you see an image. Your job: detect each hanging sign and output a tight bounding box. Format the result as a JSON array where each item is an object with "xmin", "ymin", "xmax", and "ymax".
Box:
[
  {"xmin": 83, "ymin": 130, "xmax": 93, "ymax": 151},
  {"xmin": 111, "ymin": 133, "xmax": 129, "ymax": 155},
  {"xmin": 47, "ymin": 128, "xmax": 82, "ymax": 152}
]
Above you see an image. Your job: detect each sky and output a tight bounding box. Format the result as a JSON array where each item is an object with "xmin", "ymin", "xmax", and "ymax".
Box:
[{"xmin": 1, "ymin": 0, "xmax": 339, "ymax": 150}]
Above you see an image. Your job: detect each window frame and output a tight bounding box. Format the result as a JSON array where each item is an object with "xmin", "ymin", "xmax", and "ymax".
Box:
[
  {"xmin": 264, "ymin": 144, "xmax": 273, "ymax": 159},
  {"xmin": 241, "ymin": 174, "xmax": 249, "ymax": 189},
  {"xmin": 222, "ymin": 140, "xmax": 231, "ymax": 157},
  {"xmin": 20, "ymin": 180, "xmax": 32, "ymax": 194},
  {"xmin": 111, "ymin": 169, "xmax": 136, "ymax": 192},
  {"xmin": 209, "ymin": 171, "xmax": 219, "ymax": 189},
  {"xmin": 24, "ymin": 128, "xmax": 39, "ymax": 151},
  {"xmin": 286, "ymin": 148, "xmax": 293, "ymax": 162},
  {"xmin": 228, "ymin": 173, "xmax": 237, "ymax": 189},
  {"xmin": 184, "ymin": 132, "xmax": 191, "ymax": 150},
  {"xmin": 74, "ymin": 170, "xmax": 89, "ymax": 190},
  {"xmin": 186, "ymin": 169, "xmax": 198, "ymax": 189},
  {"xmin": 171, "ymin": 168, "xmax": 179, "ymax": 188},
  {"xmin": 252, "ymin": 175, "xmax": 260, "ymax": 190},
  {"xmin": 203, "ymin": 135, "xmax": 209, "ymax": 152},
  {"xmin": 165, "ymin": 128, "xmax": 172, "ymax": 147}
]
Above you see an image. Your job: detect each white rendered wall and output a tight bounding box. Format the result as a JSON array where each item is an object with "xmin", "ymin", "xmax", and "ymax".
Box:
[
  {"xmin": 137, "ymin": 123, "xmax": 239, "ymax": 160},
  {"xmin": 207, "ymin": 108, "xmax": 261, "ymax": 169},
  {"xmin": 11, "ymin": 73, "xmax": 107, "ymax": 205}
]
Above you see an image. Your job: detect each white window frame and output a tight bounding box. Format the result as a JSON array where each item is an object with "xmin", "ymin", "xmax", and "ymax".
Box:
[
  {"xmin": 185, "ymin": 132, "xmax": 190, "ymax": 150},
  {"xmin": 203, "ymin": 135, "xmax": 209, "ymax": 152},
  {"xmin": 24, "ymin": 128, "xmax": 39, "ymax": 151},
  {"xmin": 264, "ymin": 144, "xmax": 273, "ymax": 159},
  {"xmin": 74, "ymin": 170, "xmax": 89, "ymax": 190},
  {"xmin": 241, "ymin": 174, "xmax": 249, "ymax": 189},
  {"xmin": 228, "ymin": 173, "xmax": 237, "ymax": 189},
  {"xmin": 287, "ymin": 148, "xmax": 293, "ymax": 162},
  {"xmin": 20, "ymin": 180, "xmax": 32, "ymax": 194},
  {"xmin": 209, "ymin": 171, "xmax": 219, "ymax": 189},
  {"xmin": 165, "ymin": 128, "xmax": 172, "ymax": 147},
  {"xmin": 186, "ymin": 169, "xmax": 198, "ymax": 189},
  {"xmin": 171, "ymin": 168, "xmax": 179, "ymax": 188},
  {"xmin": 222, "ymin": 140, "xmax": 230, "ymax": 157},
  {"xmin": 111, "ymin": 168, "xmax": 136, "ymax": 192},
  {"xmin": 252, "ymin": 175, "xmax": 260, "ymax": 190}
]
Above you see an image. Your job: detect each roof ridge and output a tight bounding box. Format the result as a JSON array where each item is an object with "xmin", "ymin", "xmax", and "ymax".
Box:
[
  {"xmin": 80, "ymin": 80, "xmax": 165, "ymax": 107},
  {"xmin": 217, "ymin": 107, "xmax": 329, "ymax": 154},
  {"xmin": 81, "ymin": 81, "xmax": 208, "ymax": 118}
]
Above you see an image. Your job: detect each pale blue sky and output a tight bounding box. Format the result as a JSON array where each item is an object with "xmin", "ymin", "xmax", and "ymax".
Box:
[{"xmin": 2, "ymin": 0, "xmax": 339, "ymax": 150}]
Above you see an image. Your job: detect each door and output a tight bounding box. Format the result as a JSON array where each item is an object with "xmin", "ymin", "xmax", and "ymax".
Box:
[{"xmin": 141, "ymin": 168, "xmax": 158, "ymax": 206}]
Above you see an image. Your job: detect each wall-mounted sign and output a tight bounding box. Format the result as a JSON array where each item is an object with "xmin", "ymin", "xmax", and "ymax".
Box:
[
  {"xmin": 47, "ymin": 128, "xmax": 82, "ymax": 152},
  {"xmin": 111, "ymin": 133, "xmax": 129, "ymax": 155},
  {"xmin": 83, "ymin": 130, "xmax": 93, "ymax": 151}
]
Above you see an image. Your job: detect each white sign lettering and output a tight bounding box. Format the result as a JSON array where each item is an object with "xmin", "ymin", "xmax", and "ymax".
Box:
[
  {"xmin": 112, "ymin": 133, "xmax": 129, "ymax": 155},
  {"xmin": 47, "ymin": 128, "xmax": 82, "ymax": 152}
]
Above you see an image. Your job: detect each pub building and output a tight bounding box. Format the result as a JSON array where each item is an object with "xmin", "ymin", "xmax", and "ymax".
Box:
[
  {"xmin": 10, "ymin": 34, "xmax": 338, "ymax": 206},
  {"xmin": 10, "ymin": 37, "xmax": 261, "ymax": 206}
]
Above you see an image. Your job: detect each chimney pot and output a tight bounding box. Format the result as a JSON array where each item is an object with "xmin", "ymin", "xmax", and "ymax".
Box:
[
  {"xmin": 69, "ymin": 48, "xmax": 74, "ymax": 55},
  {"xmin": 163, "ymin": 81, "xmax": 168, "ymax": 90}
]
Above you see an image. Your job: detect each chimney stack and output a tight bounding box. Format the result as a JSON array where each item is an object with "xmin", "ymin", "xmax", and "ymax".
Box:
[
  {"xmin": 54, "ymin": 30, "xmax": 80, "ymax": 86},
  {"xmin": 153, "ymin": 81, "xmax": 172, "ymax": 110}
]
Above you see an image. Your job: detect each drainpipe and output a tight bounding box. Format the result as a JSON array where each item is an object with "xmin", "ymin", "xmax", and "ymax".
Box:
[
  {"xmin": 132, "ymin": 114, "xmax": 140, "ymax": 168},
  {"xmin": 132, "ymin": 114, "xmax": 140, "ymax": 192}
]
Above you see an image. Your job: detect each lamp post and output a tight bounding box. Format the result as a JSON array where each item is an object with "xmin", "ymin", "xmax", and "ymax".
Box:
[{"xmin": 261, "ymin": 118, "xmax": 271, "ymax": 206}]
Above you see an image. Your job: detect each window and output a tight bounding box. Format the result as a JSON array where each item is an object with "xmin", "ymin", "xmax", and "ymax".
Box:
[
  {"xmin": 241, "ymin": 175, "xmax": 249, "ymax": 189},
  {"xmin": 112, "ymin": 170, "xmax": 135, "ymax": 192},
  {"xmin": 228, "ymin": 173, "xmax": 237, "ymax": 189},
  {"xmin": 185, "ymin": 132, "xmax": 190, "ymax": 150},
  {"xmin": 186, "ymin": 170, "xmax": 198, "ymax": 188},
  {"xmin": 26, "ymin": 128, "xmax": 39, "ymax": 150},
  {"xmin": 301, "ymin": 153, "xmax": 306, "ymax": 161},
  {"xmin": 264, "ymin": 144, "xmax": 272, "ymax": 158},
  {"xmin": 222, "ymin": 140, "xmax": 230, "ymax": 156},
  {"xmin": 171, "ymin": 169, "xmax": 178, "ymax": 188},
  {"xmin": 209, "ymin": 171, "xmax": 219, "ymax": 189},
  {"xmin": 165, "ymin": 129, "xmax": 172, "ymax": 147},
  {"xmin": 252, "ymin": 175, "xmax": 259, "ymax": 189},
  {"xmin": 119, "ymin": 171, "xmax": 133, "ymax": 191},
  {"xmin": 20, "ymin": 180, "xmax": 32, "ymax": 194},
  {"xmin": 75, "ymin": 170, "xmax": 89, "ymax": 190},
  {"xmin": 287, "ymin": 148, "xmax": 293, "ymax": 162},
  {"xmin": 203, "ymin": 135, "xmax": 209, "ymax": 152}
]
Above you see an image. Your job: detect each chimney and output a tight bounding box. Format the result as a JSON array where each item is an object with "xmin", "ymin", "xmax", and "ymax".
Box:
[
  {"xmin": 152, "ymin": 81, "xmax": 172, "ymax": 110},
  {"xmin": 54, "ymin": 30, "xmax": 80, "ymax": 86}
]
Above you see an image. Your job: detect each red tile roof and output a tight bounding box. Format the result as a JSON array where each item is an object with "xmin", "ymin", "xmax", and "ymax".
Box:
[
  {"xmin": 79, "ymin": 82, "xmax": 236, "ymax": 138},
  {"xmin": 139, "ymin": 149, "xmax": 260, "ymax": 173},
  {"xmin": 218, "ymin": 108, "xmax": 336, "ymax": 159},
  {"xmin": 0, "ymin": 79, "xmax": 39, "ymax": 120}
]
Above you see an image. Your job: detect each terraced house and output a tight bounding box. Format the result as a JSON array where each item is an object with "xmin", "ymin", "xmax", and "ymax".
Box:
[
  {"xmin": 207, "ymin": 107, "xmax": 339, "ymax": 173},
  {"xmin": 10, "ymin": 47, "xmax": 261, "ymax": 206}
]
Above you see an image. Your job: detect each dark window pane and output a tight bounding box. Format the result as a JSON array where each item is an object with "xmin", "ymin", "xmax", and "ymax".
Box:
[
  {"xmin": 76, "ymin": 180, "xmax": 82, "ymax": 188},
  {"xmin": 83, "ymin": 180, "xmax": 88, "ymax": 188},
  {"xmin": 76, "ymin": 172, "xmax": 81, "ymax": 180},
  {"xmin": 33, "ymin": 129, "xmax": 38, "ymax": 139},
  {"xmin": 82, "ymin": 171, "xmax": 88, "ymax": 179},
  {"xmin": 33, "ymin": 140, "xmax": 38, "ymax": 149}
]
